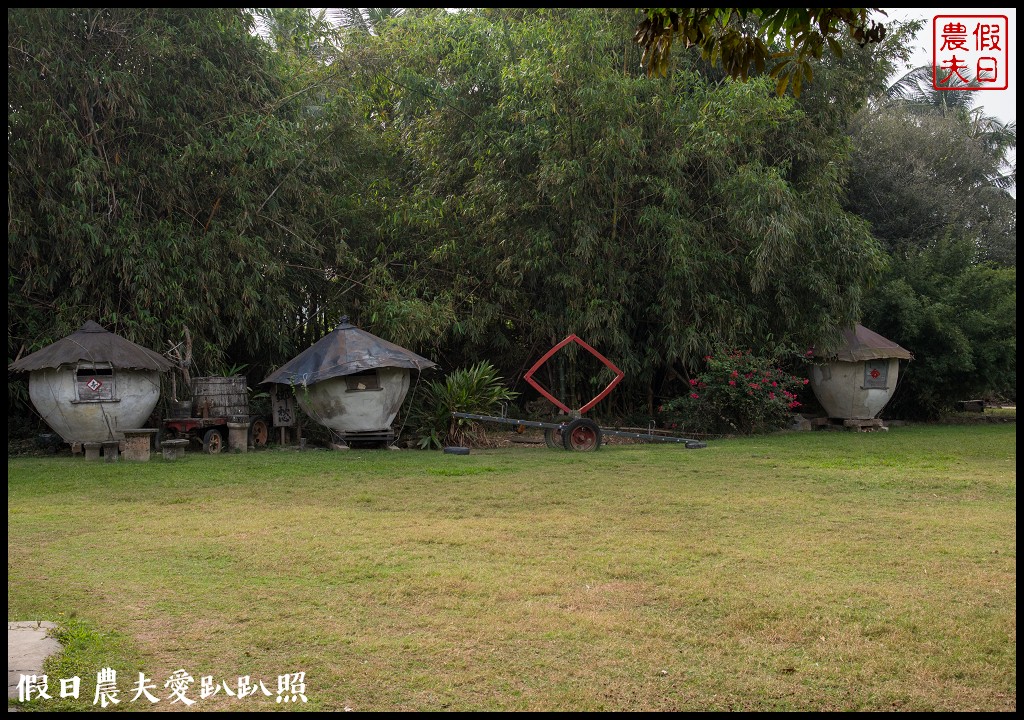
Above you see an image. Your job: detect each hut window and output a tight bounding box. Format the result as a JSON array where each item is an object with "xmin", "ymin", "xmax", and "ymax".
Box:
[
  {"xmin": 75, "ymin": 363, "xmax": 116, "ymax": 401},
  {"xmin": 863, "ymin": 360, "xmax": 888, "ymax": 389},
  {"xmin": 345, "ymin": 371, "xmax": 381, "ymax": 392}
]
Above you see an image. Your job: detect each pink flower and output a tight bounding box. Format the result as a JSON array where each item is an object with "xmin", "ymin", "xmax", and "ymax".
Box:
[
  {"xmin": 802, "ymin": 378, "xmax": 809, "ymax": 385},
  {"xmin": 728, "ymin": 380, "xmax": 736, "ymax": 386},
  {"xmin": 768, "ymin": 392, "xmax": 775, "ymax": 399},
  {"xmin": 690, "ymin": 379, "xmax": 698, "ymax": 386},
  {"xmin": 731, "ymin": 370, "xmax": 739, "ymax": 378},
  {"xmin": 750, "ymin": 383, "xmax": 760, "ymax": 390},
  {"xmin": 771, "ymin": 381, "xmax": 777, "ymax": 387},
  {"xmin": 690, "ymin": 393, "xmax": 699, "ymax": 399}
]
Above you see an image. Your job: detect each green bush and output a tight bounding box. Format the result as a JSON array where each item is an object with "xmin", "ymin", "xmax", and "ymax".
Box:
[
  {"xmin": 662, "ymin": 349, "xmax": 808, "ymax": 435},
  {"xmin": 864, "ymin": 240, "xmax": 1016, "ymax": 419},
  {"xmin": 408, "ymin": 361, "xmax": 519, "ymax": 448}
]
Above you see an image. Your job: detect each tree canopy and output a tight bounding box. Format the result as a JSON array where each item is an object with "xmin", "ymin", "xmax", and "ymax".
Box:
[
  {"xmin": 634, "ymin": 7, "xmax": 887, "ymax": 95},
  {"xmin": 847, "ymin": 58, "xmax": 1016, "ymax": 416},
  {"xmin": 8, "ymin": 8, "xmax": 384, "ymax": 375}
]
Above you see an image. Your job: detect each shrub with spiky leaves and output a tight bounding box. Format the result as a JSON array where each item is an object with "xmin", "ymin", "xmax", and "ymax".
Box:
[{"xmin": 409, "ymin": 361, "xmax": 518, "ymax": 448}]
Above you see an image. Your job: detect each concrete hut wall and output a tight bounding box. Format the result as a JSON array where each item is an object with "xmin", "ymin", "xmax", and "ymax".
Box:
[
  {"xmin": 808, "ymin": 358, "xmax": 901, "ymax": 420},
  {"xmin": 296, "ymin": 367, "xmax": 412, "ymax": 433},
  {"xmin": 29, "ymin": 366, "xmax": 162, "ymax": 443}
]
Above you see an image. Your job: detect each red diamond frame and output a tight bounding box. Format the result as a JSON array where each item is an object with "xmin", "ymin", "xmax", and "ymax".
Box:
[{"xmin": 523, "ymin": 334, "xmax": 624, "ymax": 415}]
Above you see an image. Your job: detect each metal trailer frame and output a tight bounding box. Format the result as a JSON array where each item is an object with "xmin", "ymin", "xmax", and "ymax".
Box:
[
  {"xmin": 450, "ymin": 334, "xmax": 708, "ymax": 453},
  {"xmin": 452, "ymin": 411, "xmax": 707, "ymax": 452},
  {"xmin": 163, "ymin": 416, "xmax": 271, "ymax": 455}
]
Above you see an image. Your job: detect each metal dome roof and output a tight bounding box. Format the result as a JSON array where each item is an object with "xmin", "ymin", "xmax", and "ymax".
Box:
[
  {"xmin": 8, "ymin": 321, "xmax": 172, "ymax": 373},
  {"xmin": 262, "ymin": 319, "xmax": 436, "ymax": 386}
]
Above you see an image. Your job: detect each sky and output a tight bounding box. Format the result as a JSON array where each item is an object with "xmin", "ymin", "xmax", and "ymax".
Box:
[{"xmin": 882, "ymin": 7, "xmax": 1017, "ymax": 126}]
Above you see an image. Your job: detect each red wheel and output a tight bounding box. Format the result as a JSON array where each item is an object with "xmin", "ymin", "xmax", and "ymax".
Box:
[
  {"xmin": 544, "ymin": 427, "xmax": 563, "ymax": 449},
  {"xmin": 562, "ymin": 419, "xmax": 602, "ymax": 452},
  {"xmin": 249, "ymin": 418, "xmax": 269, "ymax": 447},
  {"xmin": 203, "ymin": 428, "xmax": 224, "ymax": 454}
]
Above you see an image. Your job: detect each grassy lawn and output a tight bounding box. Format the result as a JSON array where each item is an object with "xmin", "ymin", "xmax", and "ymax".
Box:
[{"xmin": 7, "ymin": 425, "xmax": 1016, "ymax": 711}]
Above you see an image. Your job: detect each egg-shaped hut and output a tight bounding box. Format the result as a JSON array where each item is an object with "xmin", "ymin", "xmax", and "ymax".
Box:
[
  {"xmin": 262, "ymin": 318, "xmax": 436, "ymax": 443},
  {"xmin": 8, "ymin": 321, "xmax": 171, "ymax": 443},
  {"xmin": 809, "ymin": 324, "xmax": 912, "ymax": 420}
]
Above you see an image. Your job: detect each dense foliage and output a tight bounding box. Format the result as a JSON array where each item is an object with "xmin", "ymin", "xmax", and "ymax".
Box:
[
  {"xmin": 8, "ymin": 8, "xmax": 384, "ymax": 378},
  {"xmin": 340, "ymin": 8, "xmax": 890, "ymax": 414},
  {"xmin": 635, "ymin": 8, "xmax": 887, "ymax": 94},
  {"xmin": 847, "ymin": 68, "xmax": 1016, "ymax": 417},
  {"xmin": 6, "ymin": 8, "xmax": 1014, "ymax": 429}
]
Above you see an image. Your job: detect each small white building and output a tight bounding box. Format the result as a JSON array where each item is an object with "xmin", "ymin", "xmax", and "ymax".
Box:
[
  {"xmin": 809, "ymin": 324, "xmax": 912, "ymax": 420},
  {"xmin": 262, "ymin": 318, "xmax": 436, "ymax": 438},
  {"xmin": 9, "ymin": 321, "xmax": 171, "ymax": 443}
]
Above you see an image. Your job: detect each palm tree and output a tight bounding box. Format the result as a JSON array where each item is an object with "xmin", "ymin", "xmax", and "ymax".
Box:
[
  {"xmin": 885, "ymin": 64, "xmax": 1015, "ymax": 190},
  {"xmin": 329, "ymin": 8, "xmax": 405, "ymax": 36},
  {"xmin": 884, "ymin": 64, "xmax": 979, "ymax": 120},
  {"xmin": 252, "ymin": 8, "xmax": 336, "ymax": 59}
]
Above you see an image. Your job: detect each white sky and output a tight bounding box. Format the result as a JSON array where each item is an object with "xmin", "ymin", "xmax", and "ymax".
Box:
[{"xmin": 882, "ymin": 8, "xmax": 1017, "ymax": 125}]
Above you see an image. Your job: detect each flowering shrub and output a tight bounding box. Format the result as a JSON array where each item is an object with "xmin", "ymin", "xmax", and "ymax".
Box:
[{"xmin": 661, "ymin": 350, "xmax": 809, "ymax": 434}]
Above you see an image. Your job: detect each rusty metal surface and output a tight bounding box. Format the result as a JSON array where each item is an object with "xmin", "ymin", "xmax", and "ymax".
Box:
[
  {"xmin": 813, "ymin": 324, "xmax": 913, "ymax": 363},
  {"xmin": 523, "ymin": 334, "xmax": 624, "ymax": 414},
  {"xmin": 8, "ymin": 320, "xmax": 172, "ymax": 373},
  {"xmin": 261, "ymin": 319, "xmax": 436, "ymax": 387}
]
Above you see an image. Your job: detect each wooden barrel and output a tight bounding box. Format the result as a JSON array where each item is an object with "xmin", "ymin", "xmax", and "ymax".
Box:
[
  {"xmin": 190, "ymin": 376, "xmax": 249, "ymax": 418},
  {"xmin": 169, "ymin": 399, "xmax": 192, "ymax": 418}
]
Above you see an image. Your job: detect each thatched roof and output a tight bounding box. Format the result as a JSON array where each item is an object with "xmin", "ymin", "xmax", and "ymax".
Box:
[
  {"xmin": 262, "ymin": 319, "xmax": 436, "ymax": 386},
  {"xmin": 8, "ymin": 321, "xmax": 172, "ymax": 373},
  {"xmin": 814, "ymin": 324, "xmax": 913, "ymax": 363}
]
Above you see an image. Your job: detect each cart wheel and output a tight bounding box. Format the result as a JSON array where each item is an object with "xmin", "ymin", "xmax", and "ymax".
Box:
[
  {"xmin": 562, "ymin": 418, "xmax": 602, "ymax": 452},
  {"xmin": 544, "ymin": 427, "xmax": 563, "ymax": 449},
  {"xmin": 249, "ymin": 418, "xmax": 270, "ymax": 447},
  {"xmin": 202, "ymin": 428, "xmax": 224, "ymax": 455}
]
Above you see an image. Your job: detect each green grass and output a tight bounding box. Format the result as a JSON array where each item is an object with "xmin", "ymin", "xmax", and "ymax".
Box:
[{"xmin": 8, "ymin": 425, "xmax": 1016, "ymax": 711}]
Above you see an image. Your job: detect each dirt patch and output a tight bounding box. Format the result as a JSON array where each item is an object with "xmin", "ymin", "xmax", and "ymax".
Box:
[
  {"xmin": 935, "ymin": 414, "xmax": 1016, "ymax": 425},
  {"xmin": 7, "ymin": 436, "xmax": 73, "ymax": 458}
]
